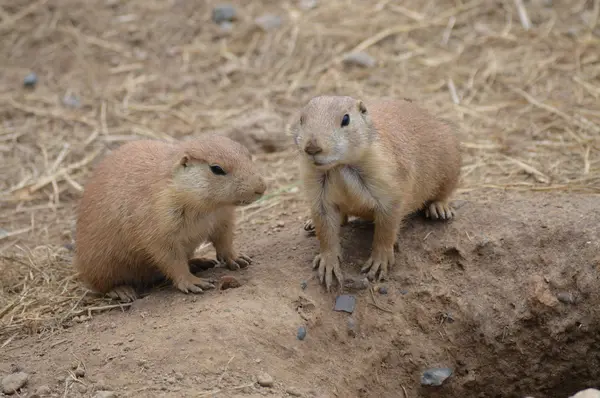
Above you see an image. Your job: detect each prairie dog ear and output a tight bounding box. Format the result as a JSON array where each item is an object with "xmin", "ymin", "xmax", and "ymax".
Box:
[
  {"xmin": 357, "ymin": 100, "xmax": 367, "ymax": 114},
  {"xmin": 179, "ymin": 154, "xmax": 190, "ymax": 168}
]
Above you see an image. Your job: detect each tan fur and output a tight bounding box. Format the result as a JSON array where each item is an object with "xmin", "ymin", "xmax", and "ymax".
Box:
[
  {"xmin": 73, "ymin": 135, "xmax": 266, "ymax": 302},
  {"xmin": 290, "ymin": 95, "xmax": 461, "ymax": 290}
]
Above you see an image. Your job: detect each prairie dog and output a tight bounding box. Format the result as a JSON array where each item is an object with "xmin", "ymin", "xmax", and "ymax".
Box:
[
  {"xmin": 290, "ymin": 95, "xmax": 461, "ymax": 290},
  {"xmin": 73, "ymin": 135, "xmax": 266, "ymax": 301}
]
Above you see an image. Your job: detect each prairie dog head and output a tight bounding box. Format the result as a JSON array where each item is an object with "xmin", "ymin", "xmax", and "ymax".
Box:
[
  {"xmin": 172, "ymin": 135, "xmax": 266, "ymax": 207},
  {"xmin": 291, "ymin": 95, "xmax": 376, "ymax": 170}
]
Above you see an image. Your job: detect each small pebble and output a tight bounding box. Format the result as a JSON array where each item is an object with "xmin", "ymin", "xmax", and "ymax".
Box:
[
  {"xmin": 257, "ymin": 372, "xmax": 274, "ymax": 387},
  {"xmin": 399, "ymin": 289, "xmax": 408, "ymax": 295},
  {"xmin": 62, "ymin": 93, "xmax": 81, "ymax": 108},
  {"xmin": 343, "ymin": 277, "xmax": 369, "ymax": 290},
  {"xmin": 378, "ymin": 286, "xmax": 388, "ymax": 295},
  {"xmin": 35, "ymin": 385, "xmax": 51, "ymax": 396},
  {"xmin": 299, "ymin": 0, "xmax": 318, "ymax": 9},
  {"xmin": 94, "ymin": 392, "xmax": 117, "ymax": 398},
  {"xmin": 334, "ymin": 294, "xmax": 356, "ymax": 313},
  {"xmin": 421, "ymin": 367, "xmax": 453, "ymax": 386},
  {"xmin": 9, "ymin": 365, "xmax": 21, "ymax": 373},
  {"xmin": 1, "ymin": 372, "xmax": 29, "ymax": 395},
  {"xmin": 286, "ymin": 386, "xmax": 302, "ymax": 396},
  {"xmin": 300, "ymin": 280, "xmax": 307, "ymax": 290},
  {"xmin": 74, "ymin": 365, "xmax": 85, "ymax": 378},
  {"xmin": 212, "ymin": 4, "xmax": 236, "ymax": 24},
  {"xmin": 342, "ymin": 52, "xmax": 376, "ymax": 68},
  {"xmin": 23, "ymin": 72, "xmax": 38, "ymax": 88},
  {"xmin": 297, "ymin": 326, "xmax": 307, "ymax": 340},
  {"xmin": 220, "ymin": 275, "xmax": 241, "ymax": 290},
  {"xmin": 255, "ymin": 14, "xmax": 282, "ymax": 31},
  {"xmin": 557, "ymin": 291, "xmax": 575, "ymax": 304},
  {"xmin": 218, "ymin": 21, "xmax": 233, "ymax": 34},
  {"xmin": 133, "ymin": 48, "xmax": 148, "ymax": 61},
  {"xmin": 174, "ymin": 372, "xmax": 184, "ymax": 381},
  {"xmin": 442, "ymin": 312, "xmax": 455, "ymax": 323},
  {"xmin": 347, "ymin": 317, "xmax": 357, "ymax": 337}
]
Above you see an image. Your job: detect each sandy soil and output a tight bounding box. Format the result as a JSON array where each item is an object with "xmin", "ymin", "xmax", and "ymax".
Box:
[{"xmin": 2, "ymin": 189, "xmax": 600, "ymax": 398}]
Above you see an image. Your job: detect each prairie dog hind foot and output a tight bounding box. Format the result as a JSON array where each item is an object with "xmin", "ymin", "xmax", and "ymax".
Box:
[
  {"xmin": 217, "ymin": 253, "xmax": 252, "ymax": 270},
  {"xmin": 175, "ymin": 274, "xmax": 216, "ymax": 294},
  {"xmin": 425, "ymin": 200, "xmax": 455, "ymax": 220},
  {"xmin": 107, "ymin": 285, "xmax": 138, "ymax": 302},
  {"xmin": 303, "ymin": 214, "xmax": 349, "ymax": 233},
  {"xmin": 188, "ymin": 257, "xmax": 219, "ymax": 273}
]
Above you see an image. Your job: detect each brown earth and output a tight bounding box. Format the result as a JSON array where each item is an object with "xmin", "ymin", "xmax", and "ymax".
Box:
[{"xmin": 2, "ymin": 189, "xmax": 600, "ymax": 398}]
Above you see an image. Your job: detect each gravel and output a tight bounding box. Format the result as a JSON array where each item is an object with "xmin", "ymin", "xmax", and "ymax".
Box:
[
  {"xmin": 297, "ymin": 326, "xmax": 307, "ymax": 340},
  {"xmin": 212, "ymin": 5, "xmax": 236, "ymax": 24},
  {"xmin": 334, "ymin": 294, "xmax": 356, "ymax": 313},
  {"xmin": 23, "ymin": 73, "xmax": 38, "ymax": 88},
  {"xmin": 1, "ymin": 372, "xmax": 29, "ymax": 395},
  {"xmin": 255, "ymin": 14, "xmax": 282, "ymax": 31},
  {"xmin": 421, "ymin": 367, "xmax": 453, "ymax": 386},
  {"xmin": 257, "ymin": 372, "xmax": 274, "ymax": 387},
  {"xmin": 342, "ymin": 52, "xmax": 376, "ymax": 68}
]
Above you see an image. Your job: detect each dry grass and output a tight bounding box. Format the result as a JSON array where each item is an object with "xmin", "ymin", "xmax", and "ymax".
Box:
[{"xmin": 1, "ymin": 0, "xmax": 599, "ymax": 344}]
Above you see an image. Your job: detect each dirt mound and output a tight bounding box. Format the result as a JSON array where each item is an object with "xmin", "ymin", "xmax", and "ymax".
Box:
[{"xmin": 2, "ymin": 190, "xmax": 599, "ymax": 398}]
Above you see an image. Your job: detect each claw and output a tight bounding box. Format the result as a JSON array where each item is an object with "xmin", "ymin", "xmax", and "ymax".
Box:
[
  {"xmin": 107, "ymin": 285, "xmax": 138, "ymax": 302},
  {"xmin": 361, "ymin": 246, "xmax": 394, "ymax": 282},
  {"xmin": 188, "ymin": 257, "xmax": 219, "ymax": 273},
  {"xmin": 312, "ymin": 252, "xmax": 343, "ymax": 291},
  {"xmin": 425, "ymin": 201, "xmax": 455, "ymax": 221},
  {"xmin": 175, "ymin": 275, "xmax": 215, "ymax": 294},
  {"xmin": 219, "ymin": 253, "xmax": 252, "ymax": 270},
  {"xmin": 304, "ymin": 219, "xmax": 315, "ymax": 232}
]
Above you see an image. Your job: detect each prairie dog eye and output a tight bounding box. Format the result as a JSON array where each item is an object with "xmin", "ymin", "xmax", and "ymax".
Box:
[
  {"xmin": 209, "ymin": 165, "xmax": 227, "ymax": 175},
  {"xmin": 300, "ymin": 115, "xmax": 305, "ymax": 125},
  {"xmin": 341, "ymin": 114, "xmax": 350, "ymax": 127}
]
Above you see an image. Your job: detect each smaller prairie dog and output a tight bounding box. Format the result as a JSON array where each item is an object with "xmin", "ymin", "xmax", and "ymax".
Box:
[
  {"xmin": 291, "ymin": 96, "xmax": 461, "ymax": 291},
  {"xmin": 73, "ymin": 135, "xmax": 266, "ymax": 302}
]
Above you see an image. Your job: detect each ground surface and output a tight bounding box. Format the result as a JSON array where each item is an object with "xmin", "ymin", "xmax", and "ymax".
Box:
[
  {"xmin": 3, "ymin": 190, "xmax": 600, "ymax": 398},
  {"xmin": 1, "ymin": 0, "xmax": 600, "ymax": 397}
]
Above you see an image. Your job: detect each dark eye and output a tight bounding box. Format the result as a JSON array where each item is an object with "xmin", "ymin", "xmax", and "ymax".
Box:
[
  {"xmin": 341, "ymin": 114, "xmax": 350, "ymax": 127},
  {"xmin": 300, "ymin": 116, "xmax": 305, "ymax": 125},
  {"xmin": 209, "ymin": 165, "xmax": 226, "ymax": 175}
]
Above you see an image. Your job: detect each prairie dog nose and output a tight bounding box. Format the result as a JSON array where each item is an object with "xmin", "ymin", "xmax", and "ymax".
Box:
[{"xmin": 304, "ymin": 140, "xmax": 322, "ymax": 155}]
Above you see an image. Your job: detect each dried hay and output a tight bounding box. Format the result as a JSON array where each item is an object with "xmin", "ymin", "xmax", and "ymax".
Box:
[{"xmin": 1, "ymin": 0, "xmax": 599, "ymax": 344}]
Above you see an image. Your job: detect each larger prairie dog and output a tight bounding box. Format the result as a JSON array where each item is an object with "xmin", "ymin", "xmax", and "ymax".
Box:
[
  {"xmin": 291, "ymin": 96, "xmax": 461, "ymax": 291},
  {"xmin": 73, "ymin": 135, "xmax": 266, "ymax": 302}
]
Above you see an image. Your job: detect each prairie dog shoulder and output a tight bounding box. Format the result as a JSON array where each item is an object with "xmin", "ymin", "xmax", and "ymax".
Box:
[{"xmin": 74, "ymin": 135, "xmax": 266, "ymax": 301}]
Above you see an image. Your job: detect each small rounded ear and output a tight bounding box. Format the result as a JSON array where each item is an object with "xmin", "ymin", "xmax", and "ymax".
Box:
[
  {"xmin": 357, "ymin": 100, "xmax": 367, "ymax": 114},
  {"xmin": 179, "ymin": 154, "xmax": 190, "ymax": 168}
]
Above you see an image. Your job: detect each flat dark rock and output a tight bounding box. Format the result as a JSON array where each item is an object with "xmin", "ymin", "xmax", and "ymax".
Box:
[{"xmin": 334, "ymin": 294, "xmax": 356, "ymax": 313}]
